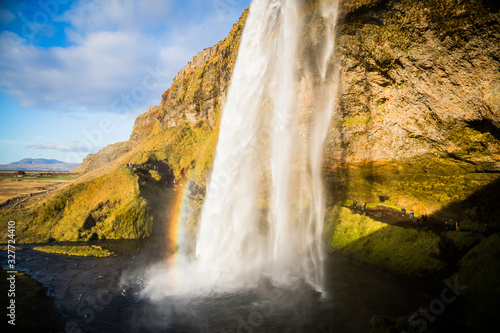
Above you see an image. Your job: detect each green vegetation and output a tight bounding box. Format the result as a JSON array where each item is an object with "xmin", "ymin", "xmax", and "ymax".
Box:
[
  {"xmin": 369, "ymin": 315, "xmax": 409, "ymax": 333},
  {"xmin": 1, "ymin": 168, "xmax": 154, "ymax": 243},
  {"xmin": 325, "ymin": 158, "xmax": 500, "ymax": 228},
  {"xmin": 453, "ymin": 233, "xmax": 500, "ymax": 331},
  {"xmin": 134, "ymin": 119, "xmax": 220, "ymax": 185},
  {"xmin": 342, "ymin": 114, "xmax": 372, "ymax": 126},
  {"xmin": 367, "ymin": 232, "xmax": 500, "ymax": 333},
  {"xmin": 0, "ymin": 267, "xmax": 62, "ymax": 332},
  {"xmin": 326, "ymin": 206, "xmax": 446, "ymax": 276},
  {"xmin": 441, "ymin": 231, "xmax": 484, "ymax": 253},
  {"xmin": 34, "ymin": 174, "xmax": 77, "ymax": 180},
  {"xmin": 33, "ymin": 245, "xmax": 114, "ymax": 257},
  {"xmin": 0, "ymin": 246, "xmax": 23, "ymax": 251}
]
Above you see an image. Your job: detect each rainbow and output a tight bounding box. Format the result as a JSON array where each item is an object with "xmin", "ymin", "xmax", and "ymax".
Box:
[{"xmin": 166, "ymin": 182, "xmax": 189, "ymax": 268}]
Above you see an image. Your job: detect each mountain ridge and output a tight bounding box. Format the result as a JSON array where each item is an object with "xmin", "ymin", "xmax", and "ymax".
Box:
[
  {"xmin": 9, "ymin": 158, "xmax": 65, "ymax": 165},
  {"xmin": 0, "ymin": 158, "xmax": 80, "ymax": 171}
]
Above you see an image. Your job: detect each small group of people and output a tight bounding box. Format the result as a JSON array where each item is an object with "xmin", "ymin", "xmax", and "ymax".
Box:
[
  {"xmin": 351, "ymin": 200, "xmax": 367, "ymax": 211},
  {"xmin": 5, "ymin": 198, "xmax": 22, "ymax": 208},
  {"xmin": 401, "ymin": 208, "xmax": 428, "ymax": 229},
  {"xmin": 444, "ymin": 219, "xmax": 460, "ymax": 231},
  {"xmin": 127, "ymin": 162, "xmax": 159, "ymax": 172},
  {"xmin": 165, "ymin": 178, "xmax": 177, "ymax": 186}
]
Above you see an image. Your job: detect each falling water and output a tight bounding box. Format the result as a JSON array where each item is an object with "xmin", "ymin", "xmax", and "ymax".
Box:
[{"xmin": 144, "ymin": 0, "xmax": 339, "ymax": 297}]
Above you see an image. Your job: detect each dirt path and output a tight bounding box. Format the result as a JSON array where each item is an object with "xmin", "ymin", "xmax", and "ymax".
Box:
[{"xmin": 345, "ymin": 205, "xmax": 446, "ymax": 234}]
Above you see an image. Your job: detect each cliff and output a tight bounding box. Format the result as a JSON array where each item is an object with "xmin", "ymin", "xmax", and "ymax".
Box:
[
  {"xmin": 40, "ymin": 0, "xmax": 499, "ymax": 243},
  {"xmin": 321, "ymin": 0, "xmax": 500, "ymax": 220},
  {"xmin": 73, "ymin": 141, "xmax": 131, "ymax": 173},
  {"xmin": 129, "ymin": 10, "xmax": 246, "ymax": 138},
  {"xmin": 327, "ymin": 0, "xmax": 500, "ymax": 169}
]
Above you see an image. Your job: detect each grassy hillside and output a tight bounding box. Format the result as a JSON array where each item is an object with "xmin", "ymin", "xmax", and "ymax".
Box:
[
  {"xmin": 1, "ymin": 168, "xmax": 154, "ymax": 243},
  {"xmin": 325, "ymin": 206, "xmax": 446, "ymax": 276}
]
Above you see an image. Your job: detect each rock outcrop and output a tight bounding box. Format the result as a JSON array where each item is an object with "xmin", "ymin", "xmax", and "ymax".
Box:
[
  {"xmin": 73, "ymin": 141, "xmax": 130, "ymax": 173},
  {"xmin": 324, "ymin": 0, "xmax": 500, "ymax": 171},
  {"xmin": 130, "ymin": 105, "xmax": 162, "ymax": 142}
]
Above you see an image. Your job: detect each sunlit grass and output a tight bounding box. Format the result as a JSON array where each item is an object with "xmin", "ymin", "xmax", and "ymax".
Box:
[
  {"xmin": 6, "ymin": 168, "xmax": 153, "ymax": 243},
  {"xmin": 0, "ymin": 246, "xmax": 23, "ymax": 251},
  {"xmin": 326, "ymin": 206, "xmax": 446, "ymax": 276},
  {"xmin": 33, "ymin": 245, "xmax": 114, "ymax": 257}
]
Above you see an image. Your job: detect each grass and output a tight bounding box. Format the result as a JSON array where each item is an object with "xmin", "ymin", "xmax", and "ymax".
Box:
[
  {"xmin": 0, "ymin": 176, "xmax": 75, "ymax": 203},
  {"xmin": 326, "ymin": 205, "xmax": 446, "ymax": 276},
  {"xmin": 133, "ymin": 117, "xmax": 220, "ymax": 187},
  {"xmin": 33, "ymin": 245, "xmax": 114, "ymax": 257},
  {"xmin": 0, "ymin": 246, "xmax": 23, "ymax": 251},
  {"xmin": 1, "ymin": 167, "xmax": 154, "ymax": 243},
  {"xmin": 33, "ymin": 175, "xmax": 77, "ymax": 180},
  {"xmin": 452, "ymin": 233, "xmax": 500, "ymax": 331},
  {"xmin": 325, "ymin": 158, "xmax": 500, "ymax": 228}
]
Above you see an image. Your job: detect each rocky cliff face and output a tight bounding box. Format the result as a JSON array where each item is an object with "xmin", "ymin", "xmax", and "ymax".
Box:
[
  {"xmin": 76, "ymin": 10, "xmax": 247, "ymax": 173},
  {"xmin": 325, "ymin": 0, "xmax": 500, "ymax": 171},
  {"xmin": 130, "ymin": 105, "xmax": 162, "ymax": 142},
  {"xmin": 129, "ymin": 9, "xmax": 247, "ymax": 139},
  {"xmin": 74, "ymin": 141, "xmax": 131, "ymax": 173}
]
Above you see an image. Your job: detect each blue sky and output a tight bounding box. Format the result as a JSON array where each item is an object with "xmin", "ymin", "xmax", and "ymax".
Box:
[{"xmin": 0, "ymin": 0, "xmax": 251, "ymax": 164}]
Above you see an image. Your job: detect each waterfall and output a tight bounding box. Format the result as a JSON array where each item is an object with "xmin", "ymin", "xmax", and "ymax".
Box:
[{"xmin": 143, "ymin": 0, "xmax": 339, "ymax": 297}]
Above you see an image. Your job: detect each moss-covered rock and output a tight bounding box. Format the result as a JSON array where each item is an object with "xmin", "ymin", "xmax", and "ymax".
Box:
[
  {"xmin": 453, "ymin": 233, "xmax": 500, "ymax": 331},
  {"xmin": 326, "ymin": 206, "xmax": 446, "ymax": 276},
  {"xmin": 327, "ymin": 0, "xmax": 500, "ymax": 168}
]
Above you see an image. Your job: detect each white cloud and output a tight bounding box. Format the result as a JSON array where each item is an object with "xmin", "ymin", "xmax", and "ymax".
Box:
[
  {"xmin": 0, "ymin": 29, "xmax": 169, "ymax": 112},
  {"xmin": 28, "ymin": 143, "xmax": 97, "ymax": 153},
  {"xmin": 59, "ymin": 0, "xmax": 174, "ymax": 35},
  {"xmin": 0, "ymin": 0, "xmax": 250, "ymax": 116}
]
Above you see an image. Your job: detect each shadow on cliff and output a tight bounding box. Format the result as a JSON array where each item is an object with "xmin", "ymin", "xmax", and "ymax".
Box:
[{"xmin": 432, "ymin": 175, "xmax": 500, "ymax": 227}]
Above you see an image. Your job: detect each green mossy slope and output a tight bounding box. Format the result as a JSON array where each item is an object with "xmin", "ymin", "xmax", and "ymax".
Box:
[
  {"xmin": 2, "ymin": 168, "xmax": 153, "ymax": 243},
  {"xmin": 453, "ymin": 233, "xmax": 500, "ymax": 331},
  {"xmin": 326, "ymin": 206, "xmax": 446, "ymax": 276}
]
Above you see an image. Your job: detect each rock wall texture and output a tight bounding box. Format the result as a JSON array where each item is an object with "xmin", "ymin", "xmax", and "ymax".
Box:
[
  {"xmin": 130, "ymin": 105, "xmax": 162, "ymax": 142},
  {"xmin": 325, "ymin": 0, "xmax": 500, "ymax": 171}
]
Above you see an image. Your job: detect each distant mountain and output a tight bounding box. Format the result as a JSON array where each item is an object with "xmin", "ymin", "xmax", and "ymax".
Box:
[
  {"xmin": 0, "ymin": 158, "xmax": 80, "ymax": 172},
  {"xmin": 10, "ymin": 158, "xmax": 65, "ymax": 165}
]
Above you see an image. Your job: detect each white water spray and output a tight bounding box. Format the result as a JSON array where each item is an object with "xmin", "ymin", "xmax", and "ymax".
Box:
[{"xmin": 144, "ymin": 0, "xmax": 339, "ymax": 297}]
